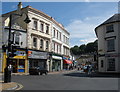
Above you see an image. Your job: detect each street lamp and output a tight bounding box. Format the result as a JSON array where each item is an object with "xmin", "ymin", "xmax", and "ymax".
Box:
[{"xmin": 4, "ymin": 12, "xmax": 31, "ymax": 83}]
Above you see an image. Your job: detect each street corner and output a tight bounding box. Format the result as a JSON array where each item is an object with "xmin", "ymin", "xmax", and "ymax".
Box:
[{"xmin": 1, "ymin": 81, "xmax": 23, "ymax": 91}]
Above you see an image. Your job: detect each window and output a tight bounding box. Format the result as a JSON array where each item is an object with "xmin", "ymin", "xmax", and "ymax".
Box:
[
  {"xmin": 54, "ymin": 43, "xmax": 55, "ymax": 51},
  {"xmin": 106, "ymin": 24, "xmax": 114, "ymax": 33},
  {"xmin": 46, "ymin": 41, "xmax": 49, "ymax": 50},
  {"xmin": 15, "ymin": 34, "xmax": 20, "ymax": 45},
  {"xmin": 53, "ymin": 29, "xmax": 55, "ymax": 37},
  {"xmin": 57, "ymin": 44, "xmax": 59, "ymax": 53},
  {"xmin": 40, "ymin": 23, "xmax": 44, "ymax": 32},
  {"xmin": 33, "ymin": 37, "xmax": 37, "ymax": 48},
  {"xmin": 107, "ymin": 58, "xmax": 115, "ymax": 71},
  {"xmin": 40, "ymin": 39, "xmax": 44, "ymax": 49},
  {"xmin": 60, "ymin": 32, "xmax": 61, "ymax": 40},
  {"xmin": 107, "ymin": 39, "xmax": 115, "ymax": 51},
  {"xmin": 101, "ymin": 60, "xmax": 104, "ymax": 68},
  {"xmin": 46, "ymin": 25, "xmax": 49, "ymax": 34},
  {"xmin": 57, "ymin": 31, "xmax": 58, "ymax": 39},
  {"xmin": 33, "ymin": 20, "xmax": 37, "ymax": 30}
]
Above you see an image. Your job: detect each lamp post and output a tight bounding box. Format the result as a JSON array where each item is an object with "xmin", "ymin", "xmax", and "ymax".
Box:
[{"xmin": 4, "ymin": 13, "xmax": 31, "ymax": 83}]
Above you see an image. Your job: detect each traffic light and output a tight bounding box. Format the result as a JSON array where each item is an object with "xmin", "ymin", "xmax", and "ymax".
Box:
[{"xmin": 11, "ymin": 45, "xmax": 17, "ymax": 57}]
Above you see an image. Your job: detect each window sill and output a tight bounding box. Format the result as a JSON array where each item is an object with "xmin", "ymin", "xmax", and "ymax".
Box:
[
  {"xmin": 106, "ymin": 30, "xmax": 114, "ymax": 33},
  {"xmin": 107, "ymin": 50, "xmax": 115, "ymax": 52}
]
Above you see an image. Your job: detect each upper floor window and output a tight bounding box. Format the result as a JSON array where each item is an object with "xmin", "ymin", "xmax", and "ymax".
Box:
[
  {"xmin": 40, "ymin": 23, "xmax": 44, "ymax": 32},
  {"xmin": 46, "ymin": 41, "xmax": 49, "ymax": 50},
  {"xmin": 53, "ymin": 29, "xmax": 56, "ymax": 37},
  {"xmin": 33, "ymin": 37, "xmax": 37, "ymax": 48},
  {"xmin": 60, "ymin": 32, "xmax": 61, "ymax": 40},
  {"xmin": 15, "ymin": 34, "xmax": 20, "ymax": 45},
  {"xmin": 57, "ymin": 31, "xmax": 58, "ymax": 39},
  {"xmin": 106, "ymin": 24, "xmax": 114, "ymax": 33},
  {"xmin": 33, "ymin": 20, "xmax": 37, "ymax": 30},
  {"xmin": 46, "ymin": 25, "xmax": 49, "ymax": 34},
  {"xmin": 40, "ymin": 39, "xmax": 44, "ymax": 49},
  {"xmin": 54, "ymin": 43, "xmax": 55, "ymax": 51},
  {"xmin": 107, "ymin": 39, "xmax": 115, "ymax": 52}
]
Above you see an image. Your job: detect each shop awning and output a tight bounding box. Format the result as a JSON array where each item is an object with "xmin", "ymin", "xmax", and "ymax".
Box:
[{"xmin": 63, "ymin": 59, "xmax": 72, "ymax": 64}]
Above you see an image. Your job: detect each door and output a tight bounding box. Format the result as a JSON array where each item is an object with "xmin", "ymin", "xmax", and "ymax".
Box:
[{"xmin": 11, "ymin": 59, "xmax": 17, "ymax": 73}]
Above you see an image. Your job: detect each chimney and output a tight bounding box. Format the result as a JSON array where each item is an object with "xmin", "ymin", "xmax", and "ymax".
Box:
[
  {"xmin": 18, "ymin": 2, "xmax": 23, "ymax": 9},
  {"xmin": 17, "ymin": 2, "xmax": 22, "ymax": 14}
]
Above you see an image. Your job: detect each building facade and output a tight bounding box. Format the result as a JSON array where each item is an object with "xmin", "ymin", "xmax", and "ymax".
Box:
[
  {"xmin": 95, "ymin": 14, "xmax": 120, "ymax": 73},
  {"xmin": 2, "ymin": 2, "xmax": 70, "ymax": 73}
]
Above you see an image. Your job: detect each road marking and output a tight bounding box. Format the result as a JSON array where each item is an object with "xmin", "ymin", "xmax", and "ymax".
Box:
[{"xmin": 15, "ymin": 83, "xmax": 23, "ymax": 90}]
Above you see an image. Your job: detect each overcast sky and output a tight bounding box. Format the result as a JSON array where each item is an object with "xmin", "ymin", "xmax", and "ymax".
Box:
[{"xmin": 2, "ymin": 1, "xmax": 119, "ymax": 47}]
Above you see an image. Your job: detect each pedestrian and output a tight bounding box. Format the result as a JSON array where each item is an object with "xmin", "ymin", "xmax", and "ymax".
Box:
[{"xmin": 88, "ymin": 65, "xmax": 92, "ymax": 74}]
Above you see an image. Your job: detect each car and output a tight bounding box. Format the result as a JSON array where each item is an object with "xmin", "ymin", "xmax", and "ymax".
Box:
[{"xmin": 29, "ymin": 67, "xmax": 48, "ymax": 75}]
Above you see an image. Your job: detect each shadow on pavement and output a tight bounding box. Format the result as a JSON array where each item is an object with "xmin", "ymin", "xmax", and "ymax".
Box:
[{"xmin": 63, "ymin": 71, "xmax": 120, "ymax": 78}]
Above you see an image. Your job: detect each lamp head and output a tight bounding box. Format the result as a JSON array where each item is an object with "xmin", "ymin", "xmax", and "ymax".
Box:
[{"xmin": 24, "ymin": 16, "xmax": 31, "ymax": 24}]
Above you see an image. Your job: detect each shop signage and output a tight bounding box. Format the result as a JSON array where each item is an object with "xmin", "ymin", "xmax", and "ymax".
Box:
[
  {"xmin": 14, "ymin": 50, "xmax": 26, "ymax": 56},
  {"xmin": 28, "ymin": 50, "xmax": 48, "ymax": 59},
  {"xmin": 52, "ymin": 55, "xmax": 62, "ymax": 60}
]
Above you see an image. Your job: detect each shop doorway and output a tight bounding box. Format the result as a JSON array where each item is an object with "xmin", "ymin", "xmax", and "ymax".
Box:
[{"xmin": 11, "ymin": 59, "xmax": 25, "ymax": 73}]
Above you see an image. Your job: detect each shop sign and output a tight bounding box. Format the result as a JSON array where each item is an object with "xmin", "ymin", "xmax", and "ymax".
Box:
[
  {"xmin": 28, "ymin": 50, "xmax": 48, "ymax": 59},
  {"xmin": 14, "ymin": 50, "xmax": 26, "ymax": 56},
  {"xmin": 52, "ymin": 55, "xmax": 62, "ymax": 60}
]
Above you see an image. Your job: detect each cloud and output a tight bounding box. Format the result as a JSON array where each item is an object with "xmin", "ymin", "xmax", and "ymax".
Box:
[
  {"xmin": 65, "ymin": 14, "xmax": 115, "ymax": 46},
  {"xmin": 85, "ymin": 0, "xmax": 90, "ymax": 2}
]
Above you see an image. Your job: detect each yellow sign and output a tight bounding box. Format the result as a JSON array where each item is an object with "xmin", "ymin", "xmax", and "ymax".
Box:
[{"xmin": 13, "ymin": 56, "xmax": 26, "ymax": 59}]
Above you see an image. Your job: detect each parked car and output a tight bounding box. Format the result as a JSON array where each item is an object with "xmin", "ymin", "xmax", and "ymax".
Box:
[{"xmin": 29, "ymin": 67, "xmax": 48, "ymax": 75}]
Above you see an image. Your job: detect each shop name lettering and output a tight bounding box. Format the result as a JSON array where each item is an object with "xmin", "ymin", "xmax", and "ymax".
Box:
[{"xmin": 14, "ymin": 51, "xmax": 26, "ymax": 56}]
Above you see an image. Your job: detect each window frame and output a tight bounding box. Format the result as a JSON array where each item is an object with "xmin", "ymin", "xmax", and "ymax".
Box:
[
  {"xmin": 106, "ymin": 24, "xmax": 114, "ymax": 33},
  {"xmin": 33, "ymin": 37, "xmax": 37, "ymax": 48}
]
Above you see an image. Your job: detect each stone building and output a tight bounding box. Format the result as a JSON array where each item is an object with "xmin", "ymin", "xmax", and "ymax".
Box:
[
  {"xmin": 95, "ymin": 14, "xmax": 120, "ymax": 73},
  {"xmin": 2, "ymin": 2, "xmax": 70, "ymax": 73}
]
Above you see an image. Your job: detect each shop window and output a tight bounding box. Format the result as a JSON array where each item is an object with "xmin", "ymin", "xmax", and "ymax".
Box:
[
  {"xmin": 40, "ymin": 39, "xmax": 44, "ymax": 49},
  {"xmin": 107, "ymin": 58, "xmax": 115, "ymax": 71},
  {"xmin": 34, "ymin": 61, "xmax": 38, "ymax": 67},
  {"xmin": 107, "ymin": 39, "xmax": 115, "ymax": 52},
  {"xmin": 33, "ymin": 37, "xmax": 37, "ymax": 48},
  {"xmin": 106, "ymin": 24, "xmax": 114, "ymax": 33}
]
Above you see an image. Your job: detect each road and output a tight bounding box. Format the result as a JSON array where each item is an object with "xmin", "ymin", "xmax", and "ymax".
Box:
[{"xmin": 10, "ymin": 71, "xmax": 119, "ymax": 91}]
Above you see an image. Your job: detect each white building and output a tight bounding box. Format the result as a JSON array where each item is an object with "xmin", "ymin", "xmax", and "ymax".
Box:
[
  {"xmin": 2, "ymin": 2, "xmax": 70, "ymax": 73},
  {"xmin": 95, "ymin": 14, "xmax": 120, "ymax": 73}
]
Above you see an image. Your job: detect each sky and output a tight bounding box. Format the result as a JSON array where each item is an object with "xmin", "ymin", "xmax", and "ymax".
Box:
[{"xmin": 2, "ymin": 1, "xmax": 119, "ymax": 47}]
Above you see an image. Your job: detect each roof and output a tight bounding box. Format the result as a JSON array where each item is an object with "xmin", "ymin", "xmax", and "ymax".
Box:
[
  {"xmin": 2, "ymin": 6, "xmax": 70, "ymax": 35},
  {"xmin": 95, "ymin": 13, "xmax": 120, "ymax": 36}
]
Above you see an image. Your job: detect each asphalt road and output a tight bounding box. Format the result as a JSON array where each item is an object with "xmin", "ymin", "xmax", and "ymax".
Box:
[{"xmin": 11, "ymin": 71, "xmax": 119, "ymax": 91}]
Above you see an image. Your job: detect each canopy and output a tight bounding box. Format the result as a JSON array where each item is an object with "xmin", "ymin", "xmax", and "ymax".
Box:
[{"xmin": 63, "ymin": 59, "xmax": 72, "ymax": 64}]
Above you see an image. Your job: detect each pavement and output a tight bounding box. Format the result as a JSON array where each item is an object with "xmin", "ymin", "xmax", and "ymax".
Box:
[{"xmin": 0, "ymin": 69, "xmax": 77, "ymax": 91}]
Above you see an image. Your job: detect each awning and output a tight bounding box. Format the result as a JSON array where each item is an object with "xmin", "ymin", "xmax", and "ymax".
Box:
[{"xmin": 63, "ymin": 59, "xmax": 72, "ymax": 64}]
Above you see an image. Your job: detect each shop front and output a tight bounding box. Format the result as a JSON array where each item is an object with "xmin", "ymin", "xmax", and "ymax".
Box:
[
  {"xmin": 50, "ymin": 54, "xmax": 63, "ymax": 72},
  {"xmin": 63, "ymin": 56, "xmax": 73, "ymax": 70},
  {"xmin": 2, "ymin": 49, "xmax": 28, "ymax": 73},
  {"xmin": 28, "ymin": 50, "xmax": 49, "ymax": 71}
]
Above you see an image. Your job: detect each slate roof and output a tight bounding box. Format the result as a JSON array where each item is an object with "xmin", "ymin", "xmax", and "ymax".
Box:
[{"xmin": 95, "ymin": 14, "xmax": 120, "ymax": 36}]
